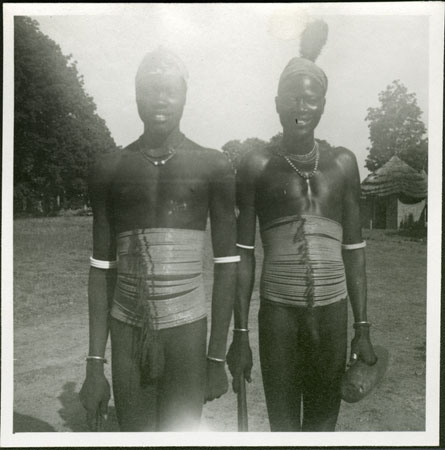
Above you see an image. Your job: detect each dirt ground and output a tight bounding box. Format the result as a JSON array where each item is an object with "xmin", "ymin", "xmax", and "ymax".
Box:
[{"xmin": 12, "ymin": 217, "xmax": 427, "ymax": 433}]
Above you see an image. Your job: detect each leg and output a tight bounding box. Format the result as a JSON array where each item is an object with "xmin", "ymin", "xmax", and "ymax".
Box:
[
  {"xmin": 301, "ymin": 299, "xmax": 348, "ymax": 431},
  {"xmin": 157, "ymin": 318, "xmax": 207, "ymax": 431},
  {"xmin": 110, "ymin": 317, "xmax": 159, "ymax": 431},
  {"xmin": 258, "ymin": 302, "xmax": 304, "ymax": 431}
]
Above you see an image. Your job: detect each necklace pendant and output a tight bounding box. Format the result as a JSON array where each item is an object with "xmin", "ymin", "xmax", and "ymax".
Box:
[{"xmin": 140, "ymin": 148, "xmax": 176, "ymax": 167}]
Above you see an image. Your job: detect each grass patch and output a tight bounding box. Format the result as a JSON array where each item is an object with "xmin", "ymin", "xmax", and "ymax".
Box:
[{"xmin": 14, "ymin": 217, "xmax": 92, "ymax": 321}]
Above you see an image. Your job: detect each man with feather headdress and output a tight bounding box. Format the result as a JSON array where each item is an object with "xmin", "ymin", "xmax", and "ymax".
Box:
[
  {"xmin": 227, "ymin": 21, "xmax": 377, "ymax": 431},
  {"xmin": 79, "ymin": 48, "xmax": 238, "ymax": 431}
]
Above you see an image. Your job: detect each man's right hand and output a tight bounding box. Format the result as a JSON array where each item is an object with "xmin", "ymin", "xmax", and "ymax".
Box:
[
  {"xmin": 350, "ymin": 326, "xmax": 377, "ymax": 366},
  {"xmin": 226, "ymin": 333, "xmax": 253, "ymax": 393},
  {"xmin": 79, "ymin": 367, "xmax": 110, "ymax": 431}
]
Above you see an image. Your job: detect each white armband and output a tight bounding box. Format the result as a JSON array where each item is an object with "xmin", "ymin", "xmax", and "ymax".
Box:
[
  {"xmin": 341, "ymin": 241, "xmax": 366, "ymax": 250},
  {"xmin": 90, "ymin": 257, "xmax": 118, "ymax": 269},
  {"xmin": 213, "ymin": 255, "xmax": 241, "ymax": 264},
  {"xmin": 236, "ymin": 243, "xmax": 255, "ymax": 250}
]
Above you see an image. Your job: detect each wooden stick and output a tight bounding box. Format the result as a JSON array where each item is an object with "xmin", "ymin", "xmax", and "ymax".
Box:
[{"xmin": 237, "ymin": 375, "xmax": 248, "ymax": 431}]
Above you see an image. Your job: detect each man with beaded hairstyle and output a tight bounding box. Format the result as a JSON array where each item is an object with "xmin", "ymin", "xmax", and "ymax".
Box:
[
  {"xmin": 227, "ymin": 21, "xmax": 377, "ymax": 431},
  {"xmin": 79, "ymin": 48, "xmax": 238, "ymax": 431}
]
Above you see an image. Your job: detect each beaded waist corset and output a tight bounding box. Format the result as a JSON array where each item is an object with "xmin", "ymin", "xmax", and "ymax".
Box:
[
  {"xmin": 110, "ymin": 228, "xmax": 206, "ymax": 329},
  {"xmin": 260, "ymin": 215, "xmax": 347, "ymax": 308}
]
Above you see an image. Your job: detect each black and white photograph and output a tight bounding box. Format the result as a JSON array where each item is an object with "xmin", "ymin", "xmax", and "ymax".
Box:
[{"xmin": 1, "ymin": 2, "xmax": 443, "ymax": 447}]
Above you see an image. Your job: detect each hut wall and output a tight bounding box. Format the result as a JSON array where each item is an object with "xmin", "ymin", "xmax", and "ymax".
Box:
[
  {"xmin": 360, "ymin": 197, "xmax": 388, "ymax": 229},
  {"xmin": 386, "ymin": 195, "xmax": 398, "ymax": 229},
  {"xmin": 397, "ymin": 199, "xmax": 426, "ymax": 228}
]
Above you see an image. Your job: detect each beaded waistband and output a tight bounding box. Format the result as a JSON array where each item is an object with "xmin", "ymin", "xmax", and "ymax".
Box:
[
  {"xmin": 260, "ymin": 215, "xmax": 347, "ymax": 308},
  {"xmin": 111, "ymin": 228, "xmax": 206, "ymax": 329}
]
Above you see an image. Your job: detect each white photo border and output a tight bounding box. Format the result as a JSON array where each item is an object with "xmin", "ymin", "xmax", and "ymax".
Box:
[{"xmin": 2, "ymin": 2, "xmax": 443, "ymax": 447}]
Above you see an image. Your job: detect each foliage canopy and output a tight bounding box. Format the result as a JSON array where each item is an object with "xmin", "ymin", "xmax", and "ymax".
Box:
[
  {"xmin": 365, "ymin": 80, "xmax": 427, "ymax": 173},
  {"xmin": 14, "ymin": 16, "xmax": 118, "ymax": 215}
]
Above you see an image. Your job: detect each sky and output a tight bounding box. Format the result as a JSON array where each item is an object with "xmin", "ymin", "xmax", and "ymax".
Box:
[{"xmin": 29, "ymin": 5, "xmax": 430, "ymax": 179}]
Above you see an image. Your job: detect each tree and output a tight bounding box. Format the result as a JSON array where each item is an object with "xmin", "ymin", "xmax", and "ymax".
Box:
[
  {"xmin": 14, "ymin": 16, "xmax": 118, "ymax": 215},
  {"xmin": 222, "ymin": 137, "xmax": 267, "ymax": 172},
  {"xmin": 365, "ymin": 80, "xmax": 428, "ymax": 173}
]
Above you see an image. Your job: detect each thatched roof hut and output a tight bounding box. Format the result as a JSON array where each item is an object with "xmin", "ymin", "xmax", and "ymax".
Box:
[
  {"xmin": 361, "ymin": 155, "xmax": 427, "ymax": 203},
  {"xmin": 361, "ymin": 156, "xmax": 427, "ymax": 229}
]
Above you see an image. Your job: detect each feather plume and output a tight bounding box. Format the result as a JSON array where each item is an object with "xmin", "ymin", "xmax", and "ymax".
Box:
[{"xmin": 299, "ymin": 20, "xmax": 328, "ymax": 62}]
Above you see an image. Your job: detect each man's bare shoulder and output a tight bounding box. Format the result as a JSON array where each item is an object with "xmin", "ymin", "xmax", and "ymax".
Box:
[
  {"xmin": 89, "ymin": 141, "xmax": 140, "ymax": 187},
  {"xmin": 92, "ymin": 141, "xmax": 138, "ymax": 173},
  {"xmin": 238, "ymin": 147, "xmax": 274, "ymax": 178},
  {"xmin": 321, "ymin": 143, "xmax": 358, "ymax": 176},
  {"xmin": 182, "ymin": 137, "xmax": 218, "ymax": 156},
  {"xmin": 182, "ymin": 137, "xmax": 232, "ymax": 174},
  {"xmin": 90, "ymin": 151, "xmax": 120, "ymax": 182}
]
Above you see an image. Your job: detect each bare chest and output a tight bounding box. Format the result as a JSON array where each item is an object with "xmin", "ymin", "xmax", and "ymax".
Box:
[
  {"xmin": 256, "ymin": 155, "xmax": 345, "ymax": 220},
  {"xmin": 110, "ymin": 153, "xmax": 209, "ymax": 227}
]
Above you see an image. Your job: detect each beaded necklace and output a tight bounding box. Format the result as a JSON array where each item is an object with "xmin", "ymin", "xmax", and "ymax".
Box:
[
  {"xmin": 277, "ymin": 141, "xmax": 320, "ymax": 182},
  {"xmin": 138, "ymin": 135, "xmax": 184, "ymax": 167},
  {"xmin": 284, "ymin": 140, "xmax": 318, "ymax": 164}
]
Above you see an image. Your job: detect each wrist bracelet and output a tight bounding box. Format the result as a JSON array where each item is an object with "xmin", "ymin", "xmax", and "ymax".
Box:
[
  {"xmin": 90, "ymin": 257, "xmax": 117, "ymax": 270},
  {"xmin": 86, "ymin": 355, "xmax": 108, "ymax": 364},
  {"xmin": 342, "ymin": 241, "xmax": 366, "ymax": 250},
  {"xmin": 213, "ymin": 255, "xmax": 241, "ymax": 264},
  {"xmin": 353, "ymin": 321, "xmax": 371, "ymax": 329},
  {"xmin": 207, "ymin": 356, "xmax": 226, "ymax": 363},
  {"xmin": 233, "ymin": 328, "xmax": 249, "ymax": 332},
  {"xmin": 236, "ymin": 243, "xmax": 255, "ymax": 250}
]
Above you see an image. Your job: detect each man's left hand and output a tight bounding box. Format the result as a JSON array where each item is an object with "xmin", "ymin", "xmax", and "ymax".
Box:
[
  {"xmin": 350, "ymin": 327, "xmax": 377, "ymax": 366},
  {"xmin": 205, "ymin": 360, "xmax": 228, "ymax": 402}
]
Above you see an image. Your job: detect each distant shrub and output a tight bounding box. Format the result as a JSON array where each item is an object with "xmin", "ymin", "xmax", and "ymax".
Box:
[{"xmin": 57, "ymin": 207, "xmax": 92, "ymax": 217}]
